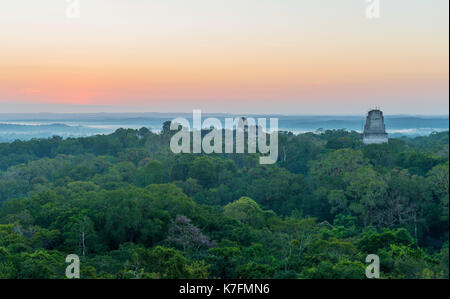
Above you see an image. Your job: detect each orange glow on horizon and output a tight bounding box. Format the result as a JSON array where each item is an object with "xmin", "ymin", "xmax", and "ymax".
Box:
[{"xmin": 0, "ymin": 0, "xmax": 448, "ymax": 113}]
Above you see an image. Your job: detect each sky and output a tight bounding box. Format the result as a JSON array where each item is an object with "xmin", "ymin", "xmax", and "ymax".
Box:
[{"xmin": 0, "ymin": 0, "xmax": 448, "ymax": 115}]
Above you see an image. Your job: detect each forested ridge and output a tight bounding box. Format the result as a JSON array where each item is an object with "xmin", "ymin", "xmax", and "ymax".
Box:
[{"xmin": 0, "ymin": 124, "xmax": 448, "ymax": 279}]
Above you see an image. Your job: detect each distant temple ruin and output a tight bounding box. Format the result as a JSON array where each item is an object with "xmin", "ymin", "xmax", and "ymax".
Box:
[{"xmin": 362, "ymin": 109, "xmax": 388, "ymax": 144}]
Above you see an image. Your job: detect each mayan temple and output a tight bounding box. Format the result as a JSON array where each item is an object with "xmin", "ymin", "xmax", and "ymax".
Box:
[{"xmin": 362, "ymin": 109, "xmax": 388, "ymax": 144}]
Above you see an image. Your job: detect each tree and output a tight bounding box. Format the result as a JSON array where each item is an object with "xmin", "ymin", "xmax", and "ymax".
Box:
[
  {"xmin": 309, "ymin": 149, "xmax": 367, "ymax": 190},
  {"xmin": 302, "ymin": 260, "xmax": 366, "ymax": 279},
  {"xmin": 0, "ymin": 247, "xmax": 16, "ymax": 278},
  {"xmin": 357, "ymin": 228, "xmax": 414, "ymax": 253},
  {"xmin": 188, "ymin": 157, "xmax": 217, "ymax": 188},
  {"xmin": 134, "ymin": 161, "xmax": 164, "ymax": 187},
  {"xmin": 427, "ymin": 163, "xmax": 449, "ymax": 219},
  {"xmin": 224, "ymin": 197, "xmax": 264, "ymax": 227},
  {"xmin": 145, "ymin": 246, "xmax": 191, "ymax": 279},
  {"xmin": 17, "ymin": 250, "xmax": 64, "ymax": 279},
  {"xmin": 166, "ymin": 215, "xmax": 216, "ymax": 250},
  {"xmin": 63, "ymin": 214, "xmax": 100, "ymax": 256}
]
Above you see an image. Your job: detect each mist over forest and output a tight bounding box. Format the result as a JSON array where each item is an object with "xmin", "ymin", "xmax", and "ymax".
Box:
[{"xmin": 0, "ymin": 113, "xmax": 448, "ymax": 142}]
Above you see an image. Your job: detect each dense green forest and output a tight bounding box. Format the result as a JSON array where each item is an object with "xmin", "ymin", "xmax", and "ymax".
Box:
[{"xmin": 0, "ymin": 124, "xmax": 448, "ymax": 279}]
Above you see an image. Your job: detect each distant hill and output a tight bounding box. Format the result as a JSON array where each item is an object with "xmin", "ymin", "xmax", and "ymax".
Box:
[
  {"xmin": 0, "ymin": 123, "xmax": 108, "ymax": 142},
  {"xmin": 0, "ymin": 113, "xmax": 448, "ymax": 142}
]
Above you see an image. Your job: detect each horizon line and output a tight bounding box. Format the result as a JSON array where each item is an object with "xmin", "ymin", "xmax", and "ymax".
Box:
[{"xmin": 0, "ymin": 111, "xmax": 448, "ymax": 117}]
